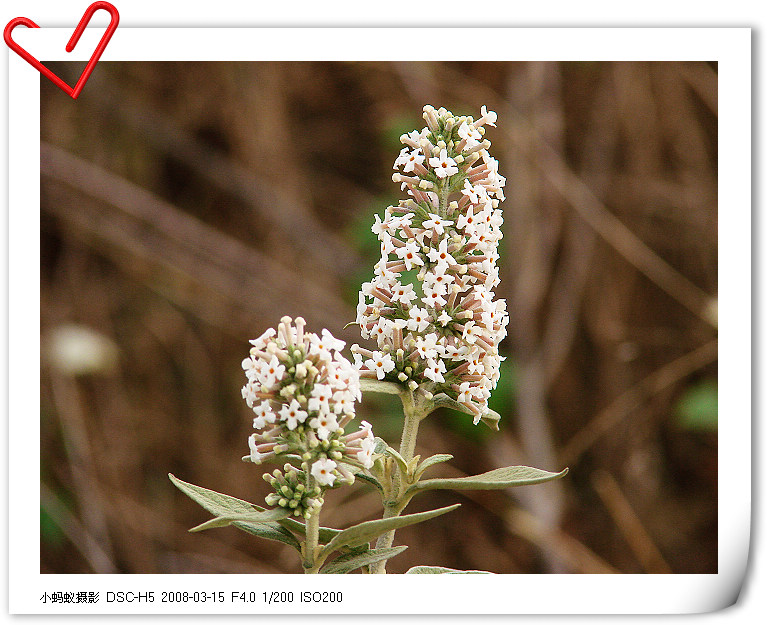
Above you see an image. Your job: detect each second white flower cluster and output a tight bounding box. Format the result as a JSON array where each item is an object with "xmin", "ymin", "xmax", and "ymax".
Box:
[{"xmin": 241, "ymin": 317, "xmax": 376, "ymax": 487}]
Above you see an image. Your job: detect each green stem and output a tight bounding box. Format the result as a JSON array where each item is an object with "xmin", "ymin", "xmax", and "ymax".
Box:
[
  {"xmin": 398, "ymin": 391, "xmax": 423, "ymax": 465},
  {"xmin": 369, "ymin": 391, "xmax": 428, "ymax": 574},
  {"xmin": 438, "ymin": 179, "xmax": 449, "ymax": 216},
  {"xmin": 303, "ymin": 479, "xmax": 322, "ymax": 574}
]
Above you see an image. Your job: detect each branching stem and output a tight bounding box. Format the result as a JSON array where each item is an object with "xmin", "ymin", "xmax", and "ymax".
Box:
[{"xmin": 369, "ymin": 391, "xmax": 431, "ymax": 574}]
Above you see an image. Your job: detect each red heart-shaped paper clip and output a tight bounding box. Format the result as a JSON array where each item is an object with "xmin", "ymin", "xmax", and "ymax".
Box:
[{"xmin": 4, "ymin": 1, "xmax": 120, "ymax": 99}]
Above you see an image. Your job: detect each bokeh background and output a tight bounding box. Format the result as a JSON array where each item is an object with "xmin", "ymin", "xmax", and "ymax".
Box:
[{"xmin": 40, "ymin": 61, "xmax": 718, "ymax": 574}]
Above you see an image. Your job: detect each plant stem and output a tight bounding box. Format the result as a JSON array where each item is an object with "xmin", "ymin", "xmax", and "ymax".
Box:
[
  {"xmin": 369, "ymin": 391, "xmax": 428, "ymax": 574},
  {"xmin": 303, "ymin": 478, "xmax": 322, "ymax": 574},
  {"xmin": 398, "ymin": 390, "xmax": 423, "ymax": 465}
]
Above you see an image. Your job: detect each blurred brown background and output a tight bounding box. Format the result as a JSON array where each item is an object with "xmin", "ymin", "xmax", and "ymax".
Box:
[{"xmin": 40, "ymin": 61, "xmax": 718, "ymax": 574}]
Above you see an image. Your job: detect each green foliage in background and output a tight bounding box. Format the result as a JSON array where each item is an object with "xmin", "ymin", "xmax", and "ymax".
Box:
[{"xmin": 674, "ymin": 379, "xmax": 717, "ymax": 431}]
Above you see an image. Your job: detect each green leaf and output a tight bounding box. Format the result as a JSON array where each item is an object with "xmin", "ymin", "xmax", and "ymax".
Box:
[
  {"xmin": 431, "ymin": 394, "xmax": 501, "ymax": 431},
  {"xmin": 319, "ymin": 546, "xmax": 408, "ymax": 574},
  {"xmin": 478, "ymin": 408, "xmax": 502, "ymax": 431},
  {"xmin": 189, "ymin": 507, "xmax": 292, "ymax": 532},
  {"xmin": 405, "ymin": 565, "xmax": 493, "ymax": 574},
  {"xmin": 383, "ymin": 444, "xmax": 410, "ymax": 477},
  {"xmin": 169, "ymin": 473, "xmax": 264, "ymax": 517},
  {"xmin": 320, "ymin": 503, "xmax": 460, "ymax": 558},
  {"xmin": 359, "ymin": 378, "xmax": 403, "ymax": 395},
  {"xmin": 231, "ymin": 521, "xmax": 301, "ymax": 550},
  {"xmin": 373, "ymin": 437, "xmax": 387, "ymax": 454},
  {"xmin": 409, "ymin": 466, "xmax": 568, "ymax": 494},
  {"xmin": 414, "ymin": 454, "xmax": 453, "ymax": 480},
  {"xmin": 169, "ymin": 473, "xmax": 300, "ymax": 546},
  {"xmin": 353, "ymin": 472, "xmax": 384, "ymax": 493}
]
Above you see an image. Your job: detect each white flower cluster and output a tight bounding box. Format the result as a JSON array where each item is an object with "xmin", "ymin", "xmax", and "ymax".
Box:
[
  {"xmin": 241, "ymin": 317, "xmax": 376, "ymax": 490},
  {"xmin": 353, "ymin": 105, "xmax": 509, "ymax": 423}
]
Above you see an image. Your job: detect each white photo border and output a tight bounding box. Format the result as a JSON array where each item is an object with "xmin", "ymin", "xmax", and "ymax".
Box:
[{"xmin": 9, "ymin": 26, "xmax": 750, "ymax": 614}]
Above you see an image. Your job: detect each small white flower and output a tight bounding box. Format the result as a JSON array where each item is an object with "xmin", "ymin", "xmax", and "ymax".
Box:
[
  {"xmin": 391, "ymin": 282, "xmax": 418, "ymax": 306},
  {"xmin": 394, "ymin": 240, "xmax": 424, "ymax": 271},
  {"xmin": 423, "ymin": 270, "xmax": 454, "ymax": 295},
  {"xmin": 397, "ymin": 148, "xmax": 426, "ymax": 173},
  {"xmin": 279, "ymin": 399, "xmax": 308, "ymax": 430},
  {"xmin": 249, "ymin": 327, "xmax": 276, "ymax": 350},
  {"xmin": 308, "ymin": 383, "xmax": 333, "ymax": 414},
  {"xmin": 356, "ymin": 433, "xmax": 376, "ymax": 469},
  {"xmin": 462, "ymin": 321, "xmax": 480, "ymax": 345},
  {"xmin": 332, "ymin": 389, "xmax": 355, "ymax": 415},
  {"xmin": 389, "ymin": 214, "xmax": 414, "ymax": 232},
  {"xmin": 259, "ymin": 355, "xmax": 286, "ymax": 388},
  {"xmin": 311, "ymin": 458, "xmax": 338, "ymax": 486},
  {"xmin": 429, "ymin": 149, "xmax": 459, "ymax": 178},
  {"xmin": 253, "ymin": 400, "xmax": 276, "ymax": 429},
  {"xmin": 371, "ymin": 213, "xmax": 388, "ymax": 236},
  {"xmin": 242, "ymin": 356, "xmax": 257, "ymax": 379},
  {"xmin": 320, "ymin": 328, "xmax": 345, "ymax": 353},
  {"xmin": 422, "ymin": 213, "xmax": 453, "ymax": 237},
  {"xmin": 424, "ymin": 290, "xmax": 447, "ymax": 308},
  {"xmin": 371, "ymin": 317, "xmax": 395, "ymax": 347},
  {"xmin": 310, "ymin": 412, "xmax": 340, "ymax": 440},
  {"xmin": 374, "ymin": 258, "xmax": 400, "ymax": 280},
  {"xmin": 381, "ymin": 232, "xmax": 399, "ymax": 256},
  {"xmin": 403, "ymin": 129, "xmax": 425, "ymax": 146},
  {"xmin": 394, "ymin": 146, "xmax": 411, "ymax": 169},
  {"xmin": 308, "ymin": 333, "xmax": 332, "ymax": 359},
  {"xmin": 365, "ymin": 352, "xmax": 396, "ymax": 380},
  {"xmin": 458, "ymin": 121, "xmax": 482, "ymax": 148},
  {"xmin": 407, "ymin": 306, "xmax": 431, "ymax": 333},
  {"xmin": 457, "ymin": 382, "xmax": 472, "ymax": 404},
  {"xmin": 241, "ymin": 380, "xmax": 257, "ymax": 407},
  {"xmin": 457, "ymin": 203, "xmax": 480, "ymax": 233},
  {"xmin": 423, "ymin": 359, "xmax": 446, "ymax": 383},
  {"xmin": 467, "ymin": 355, "xmax": 485, "ymax": 375},
  {"xmin": 248, "ymin": 434, "xmax": 263, "ymax": 463},
  {"xmin": 479, "ymin": 105, "xmax": 498, "ymax": 127},
  {"xmin": 415, "ymin": 333, "xmax": 441, "ymax": 361},
  {"xmin": 426, "ymin": 238, "xmax": 458, "ymax": 270},
  {"xmin": 438, "ymin": 310, "xmax": 452, "ymax": 326}
]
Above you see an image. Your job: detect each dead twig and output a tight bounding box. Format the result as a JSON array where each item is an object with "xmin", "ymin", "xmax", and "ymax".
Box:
[{"xmin": 591, "ymin": 469, "xmax": 673, "ymax": 573}]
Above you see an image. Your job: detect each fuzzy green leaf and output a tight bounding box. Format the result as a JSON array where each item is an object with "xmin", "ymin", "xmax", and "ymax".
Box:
[
  {"xmin": 169, "ymin": 473, "xmax": 300, "ymax": 545},
  {"xmin": 320, "ymin": 503, "xmax": 460, "ymax": 557},
  {"xmin": 410, "ymin": 466, "xmax": 568, "ymax": 494},
  {"xmin": 405, "ymin": 565, "xmax": 493, "ymax": 574},
  {"xmin": 189, "ymin": 507, "xmax": 292, "ymax": 532},
  {"xmin": 415, "ymin": 454, "xmax": 453, "ymax": 480},
  {"xmin": 231, "ymin": 521, "xmax": 302, "ymax": 550},
  {"xmin": 319, "ymin": 546, "xmax": 408, "ymax": 574},
  {"xmin": 478, "ymin": 408, "xmax": 502, "ymax": 431},
  {"xmin": 383, "ymin": 445, "xmax": 410, "ymax": 476},
  {"xmin": 354, "ymin": 472, "xmax": 384, "ymax": 493},
  {"xmin": 169, "ymin": 473, "xmax": 264, "ymax": 517},
  {"xmin": 338, "ymin": 461, "xmax": 384, "ymax": 491},
  {"xmin": 359, "ymin": 378, "xmax": 403, "ymax": 395}
]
